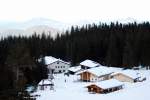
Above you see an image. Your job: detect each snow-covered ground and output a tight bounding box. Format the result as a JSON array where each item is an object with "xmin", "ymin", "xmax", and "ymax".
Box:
[{"xmin": 31, "ymin": 69, "xmax": 150, "ymax": 100}]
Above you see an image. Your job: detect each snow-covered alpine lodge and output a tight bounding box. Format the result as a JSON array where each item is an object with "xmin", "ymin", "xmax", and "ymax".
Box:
[{"xmin": 44, "ymin": 56, "xmax": 71, "ymax": 73}]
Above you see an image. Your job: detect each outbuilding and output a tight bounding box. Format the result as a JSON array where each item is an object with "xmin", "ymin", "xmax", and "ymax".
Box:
[
  {"xmin": 86, "ymin": 79, "xmax": 124, "ymax": 94},
  {"xmin": 38, "ymin": 79, "xmax": 54, "ymax": 90}
]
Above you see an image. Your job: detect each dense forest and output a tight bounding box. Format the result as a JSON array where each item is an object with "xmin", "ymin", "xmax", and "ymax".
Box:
[{"xmin": 0, "ymin": 21, "xmax": 150, "ymax": 99}]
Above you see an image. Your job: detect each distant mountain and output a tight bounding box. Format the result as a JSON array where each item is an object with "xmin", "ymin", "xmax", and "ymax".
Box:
[
  {"xmin": 0, "ymin": 25, "xmax": 60, "ymax": 38},
  {"xmin": 25, "ymin": 25, "xmax": 60, "ymax": 37},
  {"xmin": 0, "ymin": 17, "xmax": 143, "ymax": 38},
  {"xmin": 0, "ymin": 18, "xmax": 69, "ymax": 38},
  {"xmin": 19, "ymin": 18, "xmax": 69, "ymax": 30},
  {"xmin": 0, "ymin": 18, "xmax": 68, "ymax": 30}
]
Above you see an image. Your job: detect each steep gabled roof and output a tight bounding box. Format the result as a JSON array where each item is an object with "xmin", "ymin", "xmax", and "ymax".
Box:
[
  {"xmin": 111, "ymin": 70, "xmax": 141, "ymax": 79},
  {"xmin": 80, "ymin": 59, "xmax": 100, "ymax": 68},
  {"xmin": 38, "ymin": 79, "xmax": 52, "ymax": 85},
  {"xmin": 77, "ymin": 66, "xmax": 114, "ymax": 76},
  {"xmin": 68, "ymin": 66, "xmax": 82, "ymax": 72},
  {"xmin": 44, "ymin": 56, "xmax": 70, "ymax": 65},
  {"xmin": 44, "ymin": 56, "xmax": 58, "ymax": 65},
  {"xmin": 87, "ymin": 79, "xmax": 124, "ymax": 89}
]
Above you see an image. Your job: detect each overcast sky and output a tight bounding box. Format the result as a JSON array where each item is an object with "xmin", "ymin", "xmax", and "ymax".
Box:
[{"xmin": 0, "ymin": 0, "xmax": 149, "ymax": 23}]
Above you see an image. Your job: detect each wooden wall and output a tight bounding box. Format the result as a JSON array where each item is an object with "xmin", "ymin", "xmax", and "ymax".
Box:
[
  {"xmin": 80, "ymin": 72, "xmax": 91, "ymax": 81},
  {"xmin": 112, "ymin": 73, "xmax": 134, "ymax": 83}
]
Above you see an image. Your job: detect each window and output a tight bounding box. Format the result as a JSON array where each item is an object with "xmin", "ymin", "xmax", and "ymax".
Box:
[
  {"xmin": 57, "ymin": 62, "xmax": 59, "ymax": 64},
  {"xmin": 110, "ymin": 76, "xmax": 114, "ymax": 78}
]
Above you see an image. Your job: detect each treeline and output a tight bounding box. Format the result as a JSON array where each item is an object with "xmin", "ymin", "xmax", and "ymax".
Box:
[
  {"xmin": 0, "ymin": 21, "xmax": 150, "ymax": 99},
  {"xmin": 62, "ymin": 22, "xmax": 150, "ymax": 67}
]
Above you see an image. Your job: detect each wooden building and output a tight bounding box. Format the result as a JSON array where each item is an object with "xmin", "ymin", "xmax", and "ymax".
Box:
[
  {"xmin": 111, "ymin": 70, "xmax": 142, "ymax": 83},
  {"xmin": 86, "ymin": 79, "xmax": 124, "ymax": 94},
  {"xmin": 38, "ymin": 79, "xmax": 54, "ymax": 90},
  {"xmin": 77, "ymin": 66, "xmax": 114, "ymax": 82}
]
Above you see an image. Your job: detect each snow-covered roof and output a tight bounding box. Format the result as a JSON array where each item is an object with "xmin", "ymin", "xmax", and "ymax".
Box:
[
  {"xmin": 38, "ymin": 79, "xmax": 52, "ymax": 85},
  {"xmin": 44, "ymin": 56, "xmax": 58, "ymax": 65},
  {"xmin": 68, "ymin": 66, "xmax": 82, "ymax": 72},
  {"xmin": 87, "ymin": 79, "xmax": 124, "ymax": 89},
  {"xmin": 112, "ymin": 70, "xmax": 141, "ymax": 79},
  {"xmin": 80, "ymin": 59, "xmax": 100, "ymax": 68},
  {"xmin": 77, "ymin": 66, "xmax": 114, "ymax": 76},
  {"xmin": 44, "ymin": 56, "xmax": 70, "ymax": 65}
]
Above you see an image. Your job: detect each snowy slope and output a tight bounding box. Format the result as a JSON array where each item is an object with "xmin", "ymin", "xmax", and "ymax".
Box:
[{"xmin": 31, "ymin": 69, "xmax": 150, "ymax": 100}]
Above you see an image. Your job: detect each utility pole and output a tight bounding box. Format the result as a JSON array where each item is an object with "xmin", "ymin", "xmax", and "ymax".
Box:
[{"xmin": 48, "ymin": 68, "xmax": 54, "ymax": 90}]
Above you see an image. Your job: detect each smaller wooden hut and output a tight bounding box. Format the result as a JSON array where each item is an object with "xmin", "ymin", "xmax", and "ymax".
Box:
[
  {"xmin": 38, "ymin": 79, "xmax": 54, "ymax": 90},
  {"xmin": 86, "ymin": 79, "xmax": 124, "ymax": 94}
]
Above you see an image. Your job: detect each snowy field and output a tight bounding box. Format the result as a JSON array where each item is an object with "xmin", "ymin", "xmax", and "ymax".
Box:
[{"xmin": 32, "ymin": 68, "xmax": 150, "ymax": 100}]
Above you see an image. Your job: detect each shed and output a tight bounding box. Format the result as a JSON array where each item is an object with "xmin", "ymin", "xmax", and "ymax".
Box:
[
  {"xmin": 38, "ymin": 79, "xmax": 54, "ymax": 90},
  {"xmin": 86, "ymin": 79, "xmax": 124, "ymax": 94}
]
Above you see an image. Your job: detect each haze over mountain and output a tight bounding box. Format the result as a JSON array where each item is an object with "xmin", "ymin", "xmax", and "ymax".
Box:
[
  {"xmin": 0, "ymin": 18, "xmax": 66, "ymax": 29},
  {"xmin": 0, "ymin": 17, "xmax": 142, "ymax": 38},
  {"xmin": 0, "ymin": 18, "xmax": 68, "ymax": 38},
  {"xmin": 0, "ymin": 18, "xmax": 94, "ymax": 38}
]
